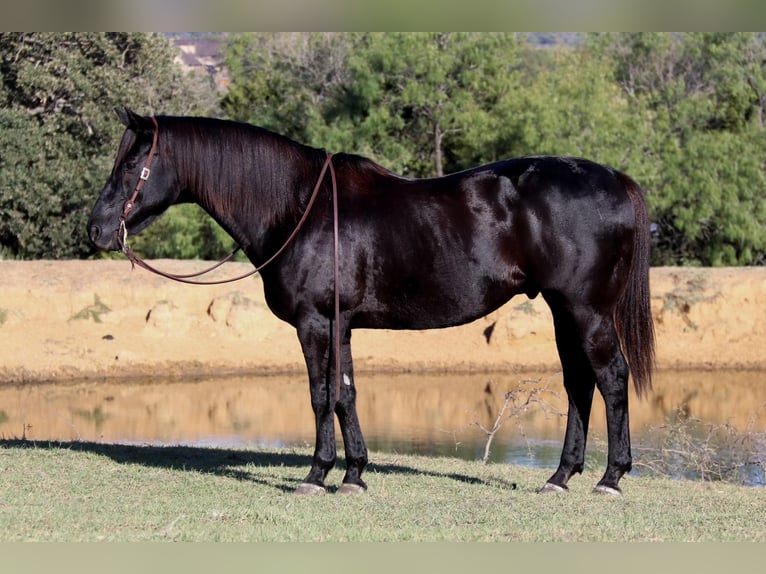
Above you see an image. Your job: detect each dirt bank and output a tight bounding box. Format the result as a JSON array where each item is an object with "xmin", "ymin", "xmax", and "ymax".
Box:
[{"xmin": 0, "ymin": 261, "xmax": 764, "ymax": 384}]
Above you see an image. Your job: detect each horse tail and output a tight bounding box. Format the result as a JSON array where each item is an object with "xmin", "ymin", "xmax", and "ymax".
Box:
[{"xmin": 615, "ymin": 171, "xmax": 655, "ymax": 398}]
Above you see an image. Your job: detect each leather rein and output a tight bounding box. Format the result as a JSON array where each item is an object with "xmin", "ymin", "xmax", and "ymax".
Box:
[{"xmin": 117, "ymin": 117, "xmax": 343, "ymax": 400}]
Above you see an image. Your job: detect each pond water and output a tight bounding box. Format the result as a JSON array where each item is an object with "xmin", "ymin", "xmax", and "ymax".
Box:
[{"xmin": 1, "ymin": 370, "xmax": 764, "ymax": 484}]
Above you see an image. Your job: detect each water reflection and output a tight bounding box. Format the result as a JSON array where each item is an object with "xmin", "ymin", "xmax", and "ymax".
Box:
[{"xmin": 1, "ymin": 370, "xmax": 764, "ymax": 479}]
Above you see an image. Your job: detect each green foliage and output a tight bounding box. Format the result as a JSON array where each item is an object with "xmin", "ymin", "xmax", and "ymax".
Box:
[
  {"xmin": 69, "ymin": 294, "xmax": 111, "ymax": 323},
  {"xmin": 223, "ymin": 32, "xmax": 765, "ymax": 266},
  {"xmin": 648, "ymin": 128, "xmax": 766, "ymax": 265},
  {"xmin": 222, "ymin": 32, "xmax": 353, "ymax": 146},
  {"xmin": 338, "ymin": 33, "xmax": 524, "ymax": 177},
  {"xmin": 222, "ymin": 32, "xmax": 524, "ymax": 178},
  {"xmin": 2, "ymin": 32, "xmax": 765, "ymax": 265},
  {"xmin": 588, "ymin": 32, "xmax": 766, "ymax": 265},
  {"xmin": 127, "ymin": 204, "xmax": 237, "ymax": 260},
  {"xmin": 488, "ymin": 46, "xmax": 651, "ymax": 173},
  {"xmin": 0, "ymin": 33, "xmax": 218, "ymax": 260}
]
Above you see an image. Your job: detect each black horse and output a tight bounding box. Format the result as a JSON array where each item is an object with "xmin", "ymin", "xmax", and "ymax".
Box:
[{"xmin": 88, "ymin": 109, "xmax": 654, "ymax": 496}]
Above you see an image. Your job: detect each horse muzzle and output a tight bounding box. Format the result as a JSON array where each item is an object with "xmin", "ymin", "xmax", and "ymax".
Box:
[{"xmin": 88, "ymin": 222, "xmax": 122, "ymax": 252}]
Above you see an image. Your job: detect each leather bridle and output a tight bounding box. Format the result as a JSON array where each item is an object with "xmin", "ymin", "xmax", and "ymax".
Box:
[{"xmin": 119, "ymin": 115, "xmax": 159, "ymax": 233}]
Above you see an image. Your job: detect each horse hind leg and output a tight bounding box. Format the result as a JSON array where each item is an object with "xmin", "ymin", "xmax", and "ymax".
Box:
[
  {"xmin": 542, "ymin": 295, "xmax": 632, "ymax": 495},
  {"xmin": 540, "ymin": 294, "xmax": 597, "ymax": 493},
  {"xmin": 590, "ymin": 320, "xmax": 632, "ymax": 495}
]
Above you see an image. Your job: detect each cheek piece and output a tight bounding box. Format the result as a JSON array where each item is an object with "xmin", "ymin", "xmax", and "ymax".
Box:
[{"xmin": 118, "ymin": 115, "xmax": 159, "ymax": 253}]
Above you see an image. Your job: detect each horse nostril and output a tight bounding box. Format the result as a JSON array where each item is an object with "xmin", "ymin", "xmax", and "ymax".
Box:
[{"xmin": 89, "ymin": 225, "xmax": 101, "ymax": 243}]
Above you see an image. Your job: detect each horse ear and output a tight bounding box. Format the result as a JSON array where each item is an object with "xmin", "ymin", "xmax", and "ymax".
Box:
[
  {"xmin": 115, "ymin": 107, "xmax": 131, "ymax": 127},
  {"xmin": 115, "ymin": 107, "xmax": 153, "ymax": 132}
]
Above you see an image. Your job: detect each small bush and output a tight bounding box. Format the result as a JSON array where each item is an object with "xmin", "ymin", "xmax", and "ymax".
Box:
[
  {"xmin": 634, "ymin": 405, "xmax": 766, "ymax": 486},
  {"xmin": 70, "ymin": 295, "xmax": 111, "ymax": 323}
]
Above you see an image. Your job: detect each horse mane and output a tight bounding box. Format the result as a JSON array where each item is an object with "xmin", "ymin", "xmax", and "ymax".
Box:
[{"xmin": 157, "ymin": 115, "xmax": 325, "ymax": 227}]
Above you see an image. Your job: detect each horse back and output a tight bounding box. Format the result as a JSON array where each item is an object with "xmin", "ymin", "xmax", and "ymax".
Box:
[
  {"xmin": 270, "ymin": 154, "xmax": 639, "ymax": 331},
  {"xmin": 329, "ymin": 155, "xmax": 633, "ymax": 329}
]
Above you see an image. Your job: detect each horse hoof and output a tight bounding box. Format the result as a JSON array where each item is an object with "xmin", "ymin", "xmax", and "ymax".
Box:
[
  {"xmin": 593, "ymin": 484, "xmax": 622, "ymax": 496},
  {"xmin": 538, "ymin": 482, "xmax": 568, "ymax": 494},
  {"xmin": 295, "ymin": 483, "xmax": 326, "ymax": 495},
  {"xmin": 337, "ymin": 483, "xmax": 366, "ymax": 495}
]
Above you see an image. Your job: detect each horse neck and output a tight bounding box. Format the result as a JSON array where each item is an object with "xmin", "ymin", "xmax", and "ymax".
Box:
[{"xmin": 166, "ymin": 120, "xmax": 326, "ymax": 259}]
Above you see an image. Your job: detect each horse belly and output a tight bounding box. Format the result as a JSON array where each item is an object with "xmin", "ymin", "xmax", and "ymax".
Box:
[
  {"xmin": 354, "ymin": 257, "xmax": 523, "ymax": 331},
  {"xmin": 350, "ymin": 173, "xmax": 527, "ymax": 330}
]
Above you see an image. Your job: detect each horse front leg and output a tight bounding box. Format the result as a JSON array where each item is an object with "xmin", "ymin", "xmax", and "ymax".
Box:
[
  {"xmin": 334, "ymin": 331, "xmax": 368, "ymax": 494},
  {"xmin": 295, "ymin": 315, "xmax": 338, "ymax": 495}
]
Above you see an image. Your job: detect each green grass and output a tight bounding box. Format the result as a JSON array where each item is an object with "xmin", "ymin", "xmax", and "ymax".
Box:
[{"xmin": 1, "ymin": 439, "xmax": 764, "ymax": 542}]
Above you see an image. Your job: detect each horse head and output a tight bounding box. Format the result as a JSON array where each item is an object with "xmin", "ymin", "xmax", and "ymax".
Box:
[{"xmin": 88, "ymin": 108, "xmax": 181, "ymax": 252}]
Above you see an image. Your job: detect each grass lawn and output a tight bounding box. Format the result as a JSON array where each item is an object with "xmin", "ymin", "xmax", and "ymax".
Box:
[{"xmin": 1, "ymin": 439, "xmax": 764, "ymax": 542}]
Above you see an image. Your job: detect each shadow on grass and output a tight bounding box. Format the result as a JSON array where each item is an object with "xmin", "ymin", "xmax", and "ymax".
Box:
[{"xmin": 0, "ymin": 439, "xmax": 515, "ymax": 493}]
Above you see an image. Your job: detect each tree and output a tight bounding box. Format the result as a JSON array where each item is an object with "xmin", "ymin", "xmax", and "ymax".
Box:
[
  {"xmin": 482, "ymin": 45, "xmax": 652, "ymax": 174},
  {"xmin": 0, "ymin": 32, "xmax": 219, "ymax": 259},
  {"xmin": 338, "ymin": 32, "xmax": 524, "ymax": 177},
  {"xmin": 222, "ymin": 32, "xmax": 524, "ymax": 178},
  {"xmin": 587, "ymin": 33, "xmax": 766, "ymax": 265},
  {"xmin": 222, "ymin": 32, "xmax": 354, "ymax": 147},
  {"xmin": 221, "ymin": 32, "xmax": 766, "ymax": 266}
]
